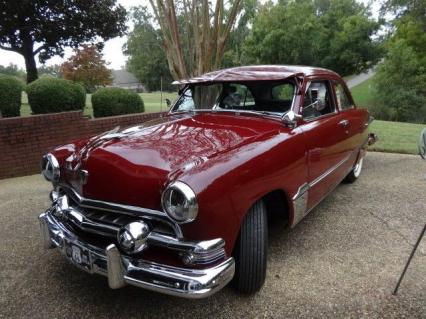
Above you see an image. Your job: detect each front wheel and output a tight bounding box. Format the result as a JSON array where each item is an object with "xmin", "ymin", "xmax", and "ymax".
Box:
[
  {"xmin": 233, "ymin": 200, "xmax": 268, "ymax": 294},
  {"xmin": 343, "ymin": 157, "xmax": 363, "ymax": 183}
]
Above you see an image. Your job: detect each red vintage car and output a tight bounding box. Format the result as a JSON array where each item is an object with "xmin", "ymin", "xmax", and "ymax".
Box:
[{"xmin": 39, "ymin": 65, "xmax": 376, "ymax": 298}]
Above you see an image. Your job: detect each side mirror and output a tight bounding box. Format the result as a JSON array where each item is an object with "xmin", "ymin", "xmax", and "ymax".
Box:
[
  {"xmin": 165, "ymin": 98, "xmax": 171, "ymax": 108},
  {"xmin": 282, "ymin": 110, "xmax": 302, "ymax": 128},
  {"xmin": 419, "ymin": 128, "xmax": 426, "ymax": 159}
]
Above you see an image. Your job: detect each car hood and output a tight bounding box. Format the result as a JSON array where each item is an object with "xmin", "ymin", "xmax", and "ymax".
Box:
[{"xmin": 64, "ymin": 112, "xmax": 282, "ymax": 208}]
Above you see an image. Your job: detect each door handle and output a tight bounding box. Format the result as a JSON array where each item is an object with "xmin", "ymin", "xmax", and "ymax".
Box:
[{"xmin": 338, "ymin": 119, "xmax": 349, "ymax": 127}]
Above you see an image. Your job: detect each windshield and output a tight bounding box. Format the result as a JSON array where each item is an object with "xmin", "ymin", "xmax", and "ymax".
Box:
[{"xmin": 171, "ymin": 81, "xmax": 296, "ymax": 115}]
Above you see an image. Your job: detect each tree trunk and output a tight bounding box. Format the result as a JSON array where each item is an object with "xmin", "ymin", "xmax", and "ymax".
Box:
[
  {"xmin": 150, "ymin": 0, "xmax": 241, "ymax": 79},
  {"xmin": 23, "ymin": 52, "xmax": 38, "ymax": 83},
  {"xmin": 21, "ymin": 32, "xmax": 38, "ymax": 83}
]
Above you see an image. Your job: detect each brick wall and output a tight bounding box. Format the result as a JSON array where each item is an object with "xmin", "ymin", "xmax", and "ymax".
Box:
[{"xmin": 0, "ymin": 111, "xmax": 165, "ymax": 179}]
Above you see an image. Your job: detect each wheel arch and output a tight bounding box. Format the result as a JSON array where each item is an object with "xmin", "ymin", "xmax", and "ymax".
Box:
[{"xmin": 231, "ymin": 188, "xmax": 293, "ymax": 255}]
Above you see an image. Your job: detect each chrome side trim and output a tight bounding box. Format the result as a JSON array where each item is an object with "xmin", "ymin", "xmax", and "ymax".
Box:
[
  {"xmin": 39, "ymin": 211, "xmax": 235, "ymax": 299},
  {"xmin": 291, "ymin": 152, "xmax": 353, "ymax": 227},
  {"xmin": 309, "ymin": 153, "xmax": 352, "ymax": 188},
  {"xmin": 292, "ymin": 183, "xmax": 309, "ymax": 226}
]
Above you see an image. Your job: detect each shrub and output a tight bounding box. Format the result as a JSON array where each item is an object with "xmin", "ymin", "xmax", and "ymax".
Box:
[
  {"xmin": 27, "ymin": 77, "xmax": 86, "ymax": 114},
  {"xmin": 91, "ymin": 88, "xmax": 144, "ymax": 118},
  {"xmin": 0, "ymin": 74, "xmax": 25, "ymax": 117}
]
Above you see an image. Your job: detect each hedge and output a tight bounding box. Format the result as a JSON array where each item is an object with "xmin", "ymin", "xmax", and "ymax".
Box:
[
  {"xmin": 91, "ymin": 87, "xmax": 144, "ymax": 118},
  {"xmin": 0, "ymin": 75, "xmax": 25, "ymax": 117},
  {"xmin": 27, "ymin": 77, "xmax": 86, "ymax": 114}
]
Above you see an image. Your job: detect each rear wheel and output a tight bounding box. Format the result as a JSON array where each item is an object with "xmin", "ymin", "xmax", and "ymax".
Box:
[
  {"xmin": 233, "ymin": 200, "xmax": 268, "ymax": 294},
  {"xmin": 344, "ymin": 157, "xmax": 363, "ymax": 183}
]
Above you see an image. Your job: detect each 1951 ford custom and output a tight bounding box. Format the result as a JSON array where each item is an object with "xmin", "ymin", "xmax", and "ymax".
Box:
[{"xmin": 39, "ymin": 65, "xmax": 376, "ymax": 298}]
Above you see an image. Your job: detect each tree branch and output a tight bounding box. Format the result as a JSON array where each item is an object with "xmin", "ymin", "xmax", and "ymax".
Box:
[
  {"xmin": 0, "ymin": 44, "xmax": 20, "ymax": 53},
  {"xmin": 33, "ymin": 44, "xmax": 47, "ymax": 55}
]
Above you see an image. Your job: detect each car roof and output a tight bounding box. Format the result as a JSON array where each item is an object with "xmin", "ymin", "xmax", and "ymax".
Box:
[{"xmin": 172, "ymin": 65, "xmax": 340, "ymax": 85}]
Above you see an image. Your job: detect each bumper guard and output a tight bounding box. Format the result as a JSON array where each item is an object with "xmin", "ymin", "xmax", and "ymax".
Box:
[{"xmin": 39, "ymin": 210, "xmax": 235, "ymax": 299}]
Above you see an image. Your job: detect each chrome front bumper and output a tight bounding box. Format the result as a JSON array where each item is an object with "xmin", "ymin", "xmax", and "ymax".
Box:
[{"xmin": 39, "ymin": 210, "xmax": 235, "ymax": 299}]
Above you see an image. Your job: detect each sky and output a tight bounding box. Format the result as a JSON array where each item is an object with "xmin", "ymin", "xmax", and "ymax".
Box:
[{"xmin": 0, "ymin": 0, "xmax": 382, "ymax": 71}]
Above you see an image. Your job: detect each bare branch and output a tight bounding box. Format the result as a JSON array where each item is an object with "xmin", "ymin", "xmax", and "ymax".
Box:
[
  {"xmin": 148, "ymin": 0, "xmax": 242, "ymax": 78},
  {"xmin": 0, "ymin": 44, "xmax": 19, "ymax": 53},
  {"xmin": 33, "ymin": 44, "xmax": 47, "ymax": 55}
]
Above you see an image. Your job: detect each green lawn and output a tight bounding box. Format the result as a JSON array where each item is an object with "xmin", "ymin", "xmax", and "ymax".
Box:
[
  {"xmin": 21, "ymin": 91, "xmax": 178, "ymax": 117},
  {"xmin": 350, "ymin": 77, "xmax": 424, "ymax": 155},
  {"xmin": 350, "ymin": 77, "xmax": 378, "ymax": 108},
  {"xmin": 369, "ymin": 120, "xmax": 424, "ymax": 155}
]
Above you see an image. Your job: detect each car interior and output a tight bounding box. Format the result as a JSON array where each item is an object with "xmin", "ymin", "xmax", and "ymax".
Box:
[
  {"xmin": 173, "ymin": 80, "xmax": 296, "ymax": 114},
  {"xmin": 302, "ymin": 81, "xmax": 335, "ymax": 119}
]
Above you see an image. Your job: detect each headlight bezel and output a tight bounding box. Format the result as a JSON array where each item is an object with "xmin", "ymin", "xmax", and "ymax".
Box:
[
  {"xmin": 41, "ymin": 153, "xmax": 60, "ymax": 183},
  {"xmin": 161, "ymin": 181, "xmax": 198, "ymax": 224}
]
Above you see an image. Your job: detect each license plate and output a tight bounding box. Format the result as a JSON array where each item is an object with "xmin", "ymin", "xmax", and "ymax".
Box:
[{"xmin": 65, "ymin": 240, "xmax": 92, "ymax": 272}]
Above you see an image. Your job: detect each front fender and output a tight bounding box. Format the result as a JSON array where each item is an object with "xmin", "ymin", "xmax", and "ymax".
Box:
[{"xmin": 180, "ymin": 127, "xmax": 307, "ymax": 255}]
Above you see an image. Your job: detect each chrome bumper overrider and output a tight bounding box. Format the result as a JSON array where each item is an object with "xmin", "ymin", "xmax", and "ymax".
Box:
[{"xmin": 39, "ymin": 210, "xmax": 235, "ymax": 298}]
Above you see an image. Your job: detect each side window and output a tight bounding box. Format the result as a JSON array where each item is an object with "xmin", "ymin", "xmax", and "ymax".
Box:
[
  {"xmin": 220, "ymin": 84, "xmax": 255, "ymax": 109},
  {"xmin": 334, "ymin": 82, "xmax": 353, "ymax": 110},
  {"xmin": 302, "ymin": 81, "xmax": 335, "ymax": 119}
]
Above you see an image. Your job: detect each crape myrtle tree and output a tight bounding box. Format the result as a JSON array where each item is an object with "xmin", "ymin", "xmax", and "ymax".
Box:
[
  {"xmin": 148, "ymin": 0, "xmax": 243, "ymax": 80},
  {"xmin": 0, "ymin": 0, "xmax": 127, "ymax": 83}
]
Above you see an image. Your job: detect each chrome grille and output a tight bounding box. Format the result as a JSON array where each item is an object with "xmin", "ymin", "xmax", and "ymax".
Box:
[
  {"xmin": 50, "ymin": 186, "xmax": 227, "ymax": 265},
  {"xmin": 59, "ymin": 186, "xmax": 178, "ymax": 238}
]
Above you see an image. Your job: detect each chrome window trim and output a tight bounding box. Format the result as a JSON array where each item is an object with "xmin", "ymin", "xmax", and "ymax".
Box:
[
  {"xmin": 333, "ymin": 80, "xmax": 356, "ymax": 111},
  {"xmin": 300, "ymin": 79, "xmax": 339, "ymax": 123},
  {"xmin": 171, "ymin": 79, "xmax": 298, "ymax": 118}
]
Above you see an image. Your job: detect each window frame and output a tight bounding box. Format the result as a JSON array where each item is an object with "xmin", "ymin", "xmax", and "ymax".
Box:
[
  {"xmin": 300, "ymin": 79, "xmax": 338, "ymax": 122},
  {"xmin": 332, "ymin": 80, "xmax": 356, "ymax": 112}
]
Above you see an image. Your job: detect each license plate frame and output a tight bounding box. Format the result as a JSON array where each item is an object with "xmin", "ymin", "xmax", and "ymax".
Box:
[{"xmin": 64, "ymin": 240, "xmax": 92, "ymax": 272}]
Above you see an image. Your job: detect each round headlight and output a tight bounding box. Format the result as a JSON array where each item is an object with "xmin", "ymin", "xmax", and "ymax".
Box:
[
  {"xmin": 161, "ymin": 181, "xmax": 198, "ymax": 223},
  {"xmin": 41, "ymin": 153, "xmax": 60, "ymax": 183}
]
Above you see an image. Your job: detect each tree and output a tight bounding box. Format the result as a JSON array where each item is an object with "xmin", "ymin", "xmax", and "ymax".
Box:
[
  {"xmin": 242, "ymin": 0, "xmax": 382, "ymax": 76},
  {"xmin": 374, "ymin": 39, "xmax": 426, "ymax": 123},
  {"xmin": 222, "ymin": 0, "xmax": 258, "ymax": 68},
  {"xmin": 60, "ymin": 45, "xmax": 112, "ymax": 93},
  {"xmin": 0, "ymin": 0, "xmax": 126, "ymax": 83},
  {"xmin": 0, "ymin": 63, "xmax": 26, "ymax": 80},
  {"xmin": 124, "ymin": 7, "xmax": 174, "ymax": 92},
  {"xmin": 38, "ymin": 65, "xmax": 60, "ymax": 78},
  {"xmin": 148, "ymin": 0, "xmax": 243, "ymax": 79},
  {"xmin": 373, "ymin": 0, "xmax": 426, "ymax": 123}
]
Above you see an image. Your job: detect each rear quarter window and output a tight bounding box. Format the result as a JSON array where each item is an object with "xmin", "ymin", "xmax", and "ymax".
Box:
[{"xmin": 334, "ymin": 82, "xmax": 354, "ymax": 110}]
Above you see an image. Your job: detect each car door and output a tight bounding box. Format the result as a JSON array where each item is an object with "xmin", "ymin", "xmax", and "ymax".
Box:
[
  {"xmin": 332, "ymin": 80, "xmax": 368, "ymax": 162},
  {"xmin": 298, "ymin": 79, "xmax": 353, "ymax": 211}
]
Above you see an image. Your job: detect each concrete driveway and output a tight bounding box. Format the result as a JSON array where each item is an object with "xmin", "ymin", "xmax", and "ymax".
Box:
[{"xmin": 0, "ymin": 152, "xmax": 425, "ymax": 318}]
